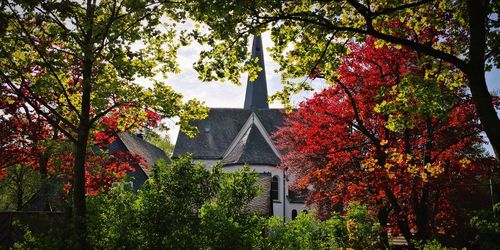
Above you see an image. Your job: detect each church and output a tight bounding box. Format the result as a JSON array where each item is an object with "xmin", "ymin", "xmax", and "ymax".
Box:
[{"xmin": 172, "ymin": 36, "xmax": 310, "ymax": 221}]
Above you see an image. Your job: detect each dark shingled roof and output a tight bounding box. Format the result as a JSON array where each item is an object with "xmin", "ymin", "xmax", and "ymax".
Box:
[
  {"xmin": 173, "ymin": 109, "xmax": 251, "ymax": 159},
  {"xmin": 172, "ymin": 108, "xmax": 285, "ymax": 166},
  {"xmin": 222, "ymin": 124, "xmax": 280, "ymax": 166},
  {"xmin": 117, "ymin": 132, "xmax": 169, "ymax": 175},
  {"xmin": 245, "ymin": 173, "xmax": 272, "ymax": 215},
  {"xmin": 109, "ymin": 132, "xmax": 169, "ymax": 190},
  {"xmin": 25, "ymin": 132, "xmax": 168, "ymax": 210},
  {"xmin": 254, "ymin": 109, "xmax": 286, "ymax": 134}
]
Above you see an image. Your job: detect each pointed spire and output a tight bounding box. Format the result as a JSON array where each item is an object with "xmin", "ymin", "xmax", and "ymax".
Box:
[{"xmin": 244, "ymin": 35, "xmax": 269, "ymax": 110}]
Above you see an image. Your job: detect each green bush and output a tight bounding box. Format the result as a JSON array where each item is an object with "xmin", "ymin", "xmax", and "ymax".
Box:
[
  {"xmin": 259, "ymin": 203, "xmax": 382, "ymax": 250},
  {"xmin": 15, "ymin": 156, "xmax": 386, "ymax": 249},
  {"xmin": 87, "ymin": 155, "xmax": 263, "ymax": 249},
  {"xmin": 469, "ymin": 202, "xmax": 500, "ymax": 249}
]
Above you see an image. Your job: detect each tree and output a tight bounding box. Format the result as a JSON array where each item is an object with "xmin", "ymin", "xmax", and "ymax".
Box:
[
  {"xmin": 0, "ymin": 164, "xmax": 40, "ymax": 210},
  {"xmin": 87, "ymin": 156, "xmax": 262, "ymax": 249},
  {"xmin": 0, "ymin": 83, "xmax": 165, "ymax": 210},
  {"xmin": 0, "ymin": 86, "xmax": 58, "ymax": 210},
  {"xmin": 185, "ymin": 0, "xmax": 500, "ymax": 160},
  {"xmin": 1, "ymin": 0, "xmax": 208, "ymax": 243},
  {"xmin": 469, "ymin": 202, "xmax": 500, "ymax": 249},
  {"xmin": 273, "ymin": 37, "xmax": 497, "ymax": 247},
  {"xmin": 143, "ymin": 128, "xmax": 174, "ymax": 157}
]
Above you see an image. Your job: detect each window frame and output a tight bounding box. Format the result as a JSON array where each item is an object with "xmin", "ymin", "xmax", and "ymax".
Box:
[{"xmin": 271, "ymin": 175, "xmax": 279, "ymax": 201}]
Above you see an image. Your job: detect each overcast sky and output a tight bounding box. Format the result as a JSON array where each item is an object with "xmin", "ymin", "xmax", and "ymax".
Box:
[{"xmin": 157, "ymin": 32, "xmax": 499, "ymax": 152}]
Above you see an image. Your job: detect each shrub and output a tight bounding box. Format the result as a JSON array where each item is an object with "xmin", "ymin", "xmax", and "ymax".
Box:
[{"xmin": 259, "ymin": 203, "xmax": 382, "ymax": 250}]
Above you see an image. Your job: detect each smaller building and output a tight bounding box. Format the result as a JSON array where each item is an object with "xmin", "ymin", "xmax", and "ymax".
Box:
[
  {"xmin": 25, "ymin": 132, "xmax": 169, "ymax": 210},
  {"xmin": 109, "ymin": 132, "xmax": 169, "ymax": 191}
]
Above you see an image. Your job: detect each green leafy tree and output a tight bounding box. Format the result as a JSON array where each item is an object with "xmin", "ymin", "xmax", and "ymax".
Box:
[
  {"xmin": 198, "ymin": 164, "xmax": 263, "ymax": 249},
  {"xmin": 143, "ymin": 129, "xmax": 175, "ymax": 157},
  {"xmin": 0, "ymin": 0, "xmax": 208, "ymax": 243},
  {"xmin": 469, "ymin": 202, "xmax": 500, "ymax": 249},
  {"xmin": 185, "ymin": 0, "xmax": 500, "ymax": 160},
  {"xmin": 17, "ymin": 155, "xmax": 387, "ymax": 249},
  {"xmin": 87, "ymin": 156, "xmax": 262, "ymax": 249},
  {"xmin": 0, "ymin": 165, "xmax": 40, "ymax": 210}
]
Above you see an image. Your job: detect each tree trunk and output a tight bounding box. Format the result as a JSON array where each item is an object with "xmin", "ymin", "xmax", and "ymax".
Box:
[
  {"xmin": 383, "ymin": 187, "xmax": 415, "ymax": 249},
  {"xmin": 73, "ymin": 128, "xmax": 89, "ymax": 248},
  {"xmin": 414, "ymin": 119, "xmax": 434, "ymax": 240},
  {"xmin": 468, "ymin": 73, "xmax": 500, "ymax": 159},
  {"xmin": 72, "ymin": 1, "xmax": 94, "ymax": 248},
  {"xmin": 73, "ymin": 43, "xmax": 93, "ymax": 249},
  {"xmin": 39, "ymin": 153, "xmax": 50, "ymax": 211},
  {"xmin": 467, "ymin": 0, "xmax": 500, "ymax": 160},
  {"xmin": 15, "ymin": 172, "xmax": 23, "ymax": 211},
  {"xmin": 16, "ymin": 189, "xmax": 23, "ymax": 211},
  {"xmin": 377, "ymin": 205, "xmax": 391, "ymax": 248}
]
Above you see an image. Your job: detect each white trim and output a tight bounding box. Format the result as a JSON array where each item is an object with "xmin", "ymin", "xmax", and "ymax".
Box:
[
  {"xmin": 221, "ymin": 113, "xmax": 255, "ymax": 159},
  {"xmin": 252, "ymin": 114, "xmax": 281, "ymax": 157}
]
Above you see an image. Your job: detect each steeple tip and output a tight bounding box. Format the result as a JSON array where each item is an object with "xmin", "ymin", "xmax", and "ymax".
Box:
[{"xmin": 244, "ymin": 35, "xmax": 269, "ymax": 110}]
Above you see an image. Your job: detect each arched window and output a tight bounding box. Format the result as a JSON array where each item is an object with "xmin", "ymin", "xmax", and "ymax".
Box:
[
  {"xmin": 302, "ymin": 210, "xmax": 308, "ymax": 214},
  {"xmin": 292, "ymin": 209, "xmax": 298, "ymax": 220},
  {"xmin": 271, "ymin": 176, "xmax": 279, "ymax": 201}
]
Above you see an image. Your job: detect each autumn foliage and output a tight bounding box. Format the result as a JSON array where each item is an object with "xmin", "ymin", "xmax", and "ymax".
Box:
[
  {"xmin": 0, "ymin": 69, "xmax": 159, "ymax": 197},
  {"xmin": 274, "ymin": 37, "xmax": 498, "ymax": 244}
]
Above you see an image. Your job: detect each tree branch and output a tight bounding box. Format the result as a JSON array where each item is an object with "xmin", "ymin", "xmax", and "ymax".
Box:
[
  {"xmin": 372, "ymin": 0, "xmax": 434, "ymax": 17},
  {"xmin": 258, "ymin": 9, "xmax": 468, "ymax": 73},
  {"xmin": 1, "ymin": 74, "xmax": 77, "ymax": 143},
  {"xmin": 335, "ymin": 78, "xmax": 381, "ymax": 146},
  {"xmin": 7, "ymin": 2, "xmax": 82, "ymax": 118}
]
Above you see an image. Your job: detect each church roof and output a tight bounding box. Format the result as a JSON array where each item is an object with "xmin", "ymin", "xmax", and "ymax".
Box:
[
  {"xmin": 173, "ymin": 35, "xmax": 285, "ymax": 166},
  {"xmin": 108, "ymin": 132, "xmax": 169, "ymax": 191},
  {"xmin": 172, "ymin": 108, "xmax": 285, "ymax": 166},
  {"xmin": 222, "ymin": 124, "xmax": 280, "ymax": 166}
]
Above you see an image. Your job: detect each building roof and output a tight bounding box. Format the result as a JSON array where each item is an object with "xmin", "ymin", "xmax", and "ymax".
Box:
[
  {"xmin": 109, "ymin": 132, "xmax": 169, "ymax": 191},
  {"xmin": 116, "ymin": 132, "xmax": 169, "ymax": 175},
  {"xmin": 172, "ymin": 108, "xmax": 285, "ymax": 166},
  {"xmin": 24, "ymin": 132, "xmax": 168, "ymax": 210},
  {"xmin": 222, "ymin": 124, "xmax": 280, "ymax": 166},
  {"xmin": 245, "ymin": 173, "xmax": 272, "ymax": 215}
]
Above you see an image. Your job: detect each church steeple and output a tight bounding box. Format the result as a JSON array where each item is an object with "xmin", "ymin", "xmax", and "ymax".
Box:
[{"xmin": 244, "ymin": 35, "xmax": 269, "ymax": 110}]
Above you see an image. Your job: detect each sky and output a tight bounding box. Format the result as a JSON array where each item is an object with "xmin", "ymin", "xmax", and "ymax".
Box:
[{"xmin": 158, "ymin": 32, "xmax": 499, "ymax": 152}]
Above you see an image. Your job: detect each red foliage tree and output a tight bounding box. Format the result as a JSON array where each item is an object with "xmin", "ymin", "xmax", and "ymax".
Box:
[
  {"xmin": 274, "ymin": 37, "xmax": 498, "ymax": 246},
  {"xmin": 1, "ymin": 73, "xmax": 158, "ymax": 206}
]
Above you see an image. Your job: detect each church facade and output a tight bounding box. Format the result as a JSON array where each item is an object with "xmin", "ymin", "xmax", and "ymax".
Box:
[{"xmin": 172, "ymin": 36, "xmax": 310, "ymax": 221}]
